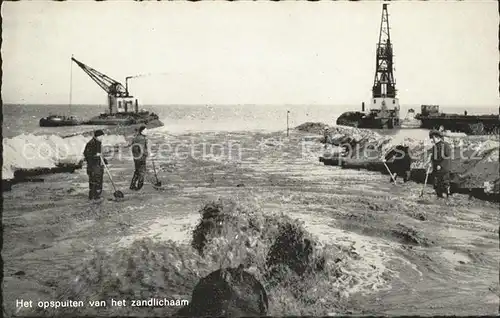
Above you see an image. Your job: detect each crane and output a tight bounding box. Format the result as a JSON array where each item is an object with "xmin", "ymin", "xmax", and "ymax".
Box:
[
  {"xmin": 367, "ymin": 3, "xmax": 400, "ymax": 128},
  {"xmin": 371, "ymin": 3, "xmax": 398, "ymax": 107},
  {"xmin": 71, "ymin": 56, "xmax": 139, "ymax": 115},
  {"xmin": 337, "ymin": 3, "xmax": 401, "ymax": 129}
]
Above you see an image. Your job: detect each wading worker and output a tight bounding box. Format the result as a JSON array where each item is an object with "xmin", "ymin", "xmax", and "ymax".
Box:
[
  {"xmin": 83, "ymin": 130, "xmax": 107, "ymax": 200},
  {"xmin": 128, "ymin": 125, "xmax": 149, "ymax": 190},
  {"xmin": 383, "ymin": 143, "xmax": 412, "ymax": 183},
  {"xmin": 429, "ymin": 129, "xmax": 452, "ymax": 198}
]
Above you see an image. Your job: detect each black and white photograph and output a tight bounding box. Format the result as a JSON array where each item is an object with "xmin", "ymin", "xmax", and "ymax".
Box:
[{"xmin": 1, "ymin": 0, "xmax": 499, "ymax": 316}]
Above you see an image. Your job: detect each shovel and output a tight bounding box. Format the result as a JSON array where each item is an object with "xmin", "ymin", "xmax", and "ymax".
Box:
[
  {"xmin": 151, "ymin": 159, "xmax": 162, "ymax": 187},
  {"xmin": 419, "ymin": 164, "xmax": 432, "ymax": 198},
  {"xmin": 100, "ymin": 156, "xmax": 124, "ymax": 199},
  {"xmin": 383, "ymin": 161, "xmax": 398, "ymax": 184},
  {"xmin": 419, "ymin": 155, "xmax": 432, "ymax": 197}
]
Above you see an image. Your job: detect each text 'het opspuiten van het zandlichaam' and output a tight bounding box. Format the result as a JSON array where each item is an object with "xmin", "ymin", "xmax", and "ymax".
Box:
[{"xmin": 16, "ymin": 298, "xmax": 189, "ymax": 310}]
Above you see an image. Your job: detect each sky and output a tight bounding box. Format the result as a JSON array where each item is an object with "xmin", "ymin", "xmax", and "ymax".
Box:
[{"xmin": 1, "ymin": 0, "xmax": 499, "ymax": 107}]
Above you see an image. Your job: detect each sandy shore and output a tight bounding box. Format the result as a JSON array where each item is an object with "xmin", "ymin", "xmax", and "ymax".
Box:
[{"xmin": 2, "ymin": 127, "xmax": 499, "ymax": 316}]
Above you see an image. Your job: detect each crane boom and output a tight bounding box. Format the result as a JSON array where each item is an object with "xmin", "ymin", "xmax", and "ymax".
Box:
[
  {"xmin": 71, "ymin": 57, "xmax": 127, "ymax": 96},
  {"xmin": 70, "ymin": 56, "xmax": 138, "ymax": 114}
]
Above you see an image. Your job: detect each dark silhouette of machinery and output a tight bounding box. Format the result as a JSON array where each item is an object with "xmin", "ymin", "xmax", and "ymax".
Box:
[
  {"xmin": 337, "ymin": 3, "xmax": 401, "ymax": 129},
  {"xmin": 71, "ymin": 57, "xmax": 161, "ymax": 126},
  {"xmin": 72, "ymin": 57, "xmax": 139, "ymax": 115}
]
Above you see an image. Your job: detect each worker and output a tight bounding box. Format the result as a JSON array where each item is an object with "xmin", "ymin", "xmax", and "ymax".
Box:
[
  {"xmin": 429, "ymin": 129, "xmax": 452, "ymax": 198},
  {"xmin": 128, "ymin": 125, "xmax": 149, "ymax": 190},
  {"xmin": 323, "ymin": 128, "xmax": 330, "ymax": 149},
  {"xmin": 83, "ymin": 130, "xmax": 107, "ymax": 200},
  {"xmin": 383, "ymin": 143, "xmax": 412, "ymax": 183}
]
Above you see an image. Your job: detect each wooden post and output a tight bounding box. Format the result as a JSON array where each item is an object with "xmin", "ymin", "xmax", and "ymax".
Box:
[
  {"xmin": 287, "ymin": 110, "xmax": 290, "ymax": 137},
  {"xmin": 69, "ymin": 55, "xmax": 73, "ymax": 116}
]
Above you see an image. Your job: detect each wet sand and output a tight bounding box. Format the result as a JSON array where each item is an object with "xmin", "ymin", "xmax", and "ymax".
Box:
[{"xmin": 3, "ymin": 129, "xmax": 499, "ymax": 316}]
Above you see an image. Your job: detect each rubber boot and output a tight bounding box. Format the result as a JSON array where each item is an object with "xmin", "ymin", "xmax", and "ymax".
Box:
[
  {"xmin": 130, "ymin": 171, "xmax": 138, "ymax": 190},
  {"xmin": 403, "ymin": 171, "xmax": 410, "ymax": 183},
  {"xmin": 136, "ymin": 176, "xmax": 144, "ymax": 190},
  {"xmin": 436, "ymin": 187, "xmax": 444, "ymax": 198}
]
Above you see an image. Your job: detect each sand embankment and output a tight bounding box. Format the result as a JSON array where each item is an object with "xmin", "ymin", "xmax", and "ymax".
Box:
[
  {"xmin": 296, "ymin": 122, "xmax": 500, "ymax": 197},
  {"xmin": 2, "ymin": 133, "xmax": 127, "ymax": 181}
]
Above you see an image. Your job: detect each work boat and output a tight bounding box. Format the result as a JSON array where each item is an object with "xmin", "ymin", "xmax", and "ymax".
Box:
[{"xmin": 39, "ymin": 115, "xmax": 80, "ymax": 127}]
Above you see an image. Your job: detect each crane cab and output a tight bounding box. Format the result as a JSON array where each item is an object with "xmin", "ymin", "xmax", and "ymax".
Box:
[{"xmin": 109, "ymin": 96, "xmax": 139, "ymax": 114}]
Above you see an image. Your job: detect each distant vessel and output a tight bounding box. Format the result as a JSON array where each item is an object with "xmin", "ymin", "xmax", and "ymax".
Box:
[
  {"xmin": 39, "ymin": 115, "xmax": 80, "ymax": 127},
  {"xmin": 336, "ymin": 4, "xmax": 401, "ymax": 129},
  {"xmin": 39, "ymin": 57, "xmax": 81, "ymax": 127},
  {"xmin": 71, "ymin": 56, "xmax": 163, "ymax": 128},
  {"xmin": 415, "ymin": 105, "xmax": 500, "ymax": 135}
]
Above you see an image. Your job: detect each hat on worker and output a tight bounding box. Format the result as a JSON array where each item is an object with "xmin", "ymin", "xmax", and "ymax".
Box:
[
  {"xmin": 429, "ymin": 129, "xmax": 443, "ymax": 138},
  {"xmin": 94, "ymin": 129, "xmax": 105, "ymax": 137}
]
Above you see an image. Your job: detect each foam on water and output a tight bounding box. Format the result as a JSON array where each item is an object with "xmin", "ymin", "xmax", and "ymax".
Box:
[
  {"xmin": 440, "ymin": 249, "xmax": 471, "ymax": 265},
  {"xmin": 112, "ymin": 213, "xmax": 200, "ymax": 249},
  {"xmin": 286, "ymin": 211, "xmax": 402, "ymax": 296}
]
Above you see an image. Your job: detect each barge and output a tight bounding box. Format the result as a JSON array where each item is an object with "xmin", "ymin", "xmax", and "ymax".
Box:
[
  {"xmin": 39, "ymin": 115, "xmax": 80, "ymax": 127},
  {"xmin": 415, "ymin": 105, "xmax": 500, "ymax": 135}
]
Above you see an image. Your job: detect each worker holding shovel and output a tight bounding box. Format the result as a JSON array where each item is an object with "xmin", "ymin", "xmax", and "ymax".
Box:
[
  {"xmin": 429, "ymin": 130, "xmax": 452, "ymax": 198},
  {"xmin": 382, "ymin": 143, "xmax": 412, "ymax": 184},
  {"xmin": 128, "ymin": 125, "xmax": 149, "ymax": 191},
  {"xmin": 83, "ymin": 130, "xmax": 107, "ymax": 200}
]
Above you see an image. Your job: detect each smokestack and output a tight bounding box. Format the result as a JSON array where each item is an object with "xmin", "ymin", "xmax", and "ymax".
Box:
[
  {"xmin": 135, "ymin": 99, "xmax": 139, "ymax": 113},
  {"xmin": 362, "ymin": 102, "xmax": 365, "ymax": 112}
]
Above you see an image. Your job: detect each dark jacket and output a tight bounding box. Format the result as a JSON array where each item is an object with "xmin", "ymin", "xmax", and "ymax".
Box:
[
  {"xmin": 83, "ymin": 138, "xmax": 102, "ymax": 168},
  {"xmin": 83, "ymin": 137, "xmax": 105, "ymax": 169},
  {"xmin": 385, "ymin": 145, "xmax": 412, "ymax": 170},
  {"xmin": 431, "ymin": 140, "xmax": 452, "ymax": 172},
  {"xmin": 131, "ymin": 134, "xmax": 148, "ymax": 161}
]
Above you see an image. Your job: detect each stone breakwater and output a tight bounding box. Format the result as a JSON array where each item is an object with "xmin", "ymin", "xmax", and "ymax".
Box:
[{"xmin": 296, "ymin": 122, "xmax": 500, "ymax": 197}]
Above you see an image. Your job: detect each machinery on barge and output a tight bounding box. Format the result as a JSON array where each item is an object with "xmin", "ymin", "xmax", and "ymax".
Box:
[
  {"xmin": 337, "ymin": 4, "xmax": 401, "ymax": 129},
  {"xmin": 71, "ymin": 57, "xmax": 162, "ymax": 127}
]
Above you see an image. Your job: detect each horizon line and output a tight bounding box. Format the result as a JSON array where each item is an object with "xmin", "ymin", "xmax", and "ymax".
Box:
[{"xmin": 3, "ymin": 102, "xmax": 499, "ymax": 108}]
